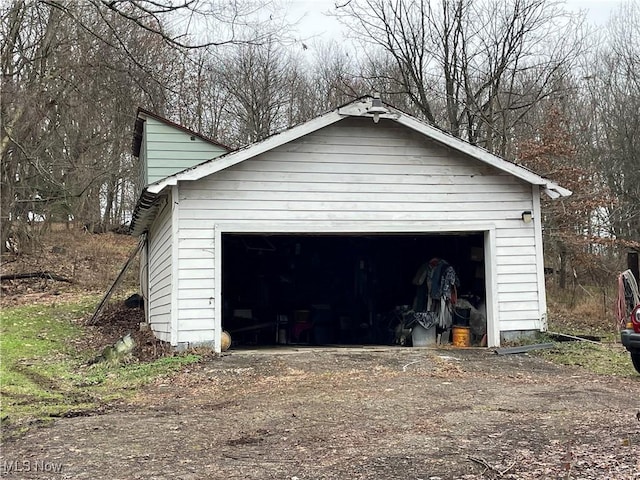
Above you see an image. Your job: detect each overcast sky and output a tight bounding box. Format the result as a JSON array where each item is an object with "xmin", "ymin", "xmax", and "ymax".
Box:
[{"xmin": 286, "ymin": 0, "xmax": 624, "ymax": 40}]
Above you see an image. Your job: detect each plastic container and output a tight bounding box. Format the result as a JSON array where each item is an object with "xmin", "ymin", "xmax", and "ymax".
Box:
[
  {"xmin": 453, "ymin": 307, "xmax": 471, "ymax": 327},
  {"xmin": 452, "ymin": 326, "xmax": 471, "ymax": 347},
  {"xmin": 277, "ymin": 328, "xmax": 287, "ymax": 344},
  {"xmin": 411, "ymin": 324, "xmax": 436, "ymax": 347}
]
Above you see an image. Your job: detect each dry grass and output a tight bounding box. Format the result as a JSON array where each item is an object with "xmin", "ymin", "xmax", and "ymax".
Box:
[
  {"xmin": 545, "ymin": 281, "xmax": 620, "ymax": 338},
  {"xmin": 1, "ymin": 225, "xmax": 139, "ymax": 304}
]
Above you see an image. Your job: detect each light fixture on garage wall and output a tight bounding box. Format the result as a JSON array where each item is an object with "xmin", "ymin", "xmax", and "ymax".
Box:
[
  {"xmin": 368, "ymin": 92, "xmax": 389, "ymax": 123},
  {"xmin": 521, "ymin": 210, "xmax": 533, "ymax": 224}
]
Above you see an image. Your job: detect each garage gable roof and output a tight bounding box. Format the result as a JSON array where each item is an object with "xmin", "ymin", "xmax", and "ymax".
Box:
[
  {"xmin": 145, "ymin": 96, "xmax": 571, "ymax": 198},
  {"xmin": 130, "ymin": 96, "xmax": 571, "ymax": 235}
]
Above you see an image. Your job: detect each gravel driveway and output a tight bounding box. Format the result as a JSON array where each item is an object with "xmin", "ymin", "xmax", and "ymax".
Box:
[{"xmin": 2, "ymin": 347, "xmax": 639, "ymax": 479}]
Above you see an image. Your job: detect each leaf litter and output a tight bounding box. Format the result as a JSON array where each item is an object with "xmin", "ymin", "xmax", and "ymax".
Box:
[{"xmin": 2, "ymin": 348, "xmax": 639, "ymax": 479}]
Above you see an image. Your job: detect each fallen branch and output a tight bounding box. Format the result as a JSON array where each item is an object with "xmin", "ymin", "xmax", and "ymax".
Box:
[
  {"xmin": 494, "ymin": 343, "xmax": 555, "ymax": 355},
  {"xmin": 0, "ymin": 271, "xmax": 72, "ymax": 283},
  {"xmin": 577, "ymin": 282, "xmax": 594, "ymax": 297},
  {"xmin": 402, "ymin": 360, "xmax": 421, "ymax": 371},
  {"xmin": 547, "ymin": 331, "xmax": 601, "ymax": 345},
  {"xmin": 467, "ymin": 455, "xmax": 516, "ymax": 476}
]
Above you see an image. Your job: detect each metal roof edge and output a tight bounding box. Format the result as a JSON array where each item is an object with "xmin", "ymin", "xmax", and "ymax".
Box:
[{"xmin": 129, "ymin": 188, "xmax": 163, "ymax": 236}]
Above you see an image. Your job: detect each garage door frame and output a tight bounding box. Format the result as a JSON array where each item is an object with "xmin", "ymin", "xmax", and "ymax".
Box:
[{"xmin": 213, "ymin": 222, "xmax": 499, "ymax": 351}]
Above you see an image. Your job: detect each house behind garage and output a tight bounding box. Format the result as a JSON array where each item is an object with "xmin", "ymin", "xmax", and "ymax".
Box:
[{"xmin": 130, "ymin": 97, "xmax": 571, "ymax": 352}]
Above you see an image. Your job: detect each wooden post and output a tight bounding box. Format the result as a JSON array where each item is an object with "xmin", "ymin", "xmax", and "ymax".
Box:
[
  {"xmin": 629, "ymin": 251, "xmax": 640, "ymax": 283},
  {"xmin": 87, "ymin": 239, "xmax": 144, "ymax": 325}
]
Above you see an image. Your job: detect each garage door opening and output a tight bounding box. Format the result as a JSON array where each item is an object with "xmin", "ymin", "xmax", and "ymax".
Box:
[{"xmin": 221, "ymin": 233, "xmax": 487, "ymax": 348}]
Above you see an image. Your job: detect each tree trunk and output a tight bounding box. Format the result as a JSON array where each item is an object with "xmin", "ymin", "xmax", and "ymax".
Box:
[{"xmin": 559, "ymin": 245, "xmax": 568, "ymax": 290}]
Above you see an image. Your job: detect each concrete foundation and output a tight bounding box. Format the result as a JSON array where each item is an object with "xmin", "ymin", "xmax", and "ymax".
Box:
[
  {"xmin": 500, "ymin": 330, "xmax": 540, "ymax": 344},
  {"xmin": 176, "ymin": 340, "xmax": 216, "ymax": 352}
]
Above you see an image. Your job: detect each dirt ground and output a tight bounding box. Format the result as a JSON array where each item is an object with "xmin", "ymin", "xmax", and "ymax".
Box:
[{"xmin": 2, "ymin": 347, "xmax": 639, "ymax": 480}]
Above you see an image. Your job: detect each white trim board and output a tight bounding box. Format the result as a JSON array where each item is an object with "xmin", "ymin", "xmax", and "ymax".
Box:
[
  {"xmin": 532, "ymin": 185, "xmax": 548, "ymax": 331},
  {"xmin": 214, "ymin": 224, "xmax": 222, "ymax": 353},
  {"xmin": 170, "ymin": 185, "xmax": 180, "ymax": 346},
  {"xmin": 211, "ymin": 222, "xmax": 497, "ymax": 234}
]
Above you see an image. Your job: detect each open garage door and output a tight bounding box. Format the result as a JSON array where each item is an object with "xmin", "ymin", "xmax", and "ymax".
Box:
[{"xmin": 221, "ymin": 233, "xmax": 487, "ymax": 348}]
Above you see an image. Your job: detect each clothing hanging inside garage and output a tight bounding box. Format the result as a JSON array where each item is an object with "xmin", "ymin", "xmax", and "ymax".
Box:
[{"xmin": 412, "ymin": 258, "xmax": 460, "ymax": 329}]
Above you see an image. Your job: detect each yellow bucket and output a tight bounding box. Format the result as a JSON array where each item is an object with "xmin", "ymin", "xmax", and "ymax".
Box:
[{"xmin": 452, "ymin": 326, "xmax": 471, "ymax": 347}]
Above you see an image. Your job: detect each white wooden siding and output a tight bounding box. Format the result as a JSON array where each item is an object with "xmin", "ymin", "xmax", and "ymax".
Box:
[
  {"xmin": 175, "ymin": 220, "xmax": 215, "ymax": 344},
  {"xmin": 147, "ymin": 196, "xmax": 172, "ymax": 342},
  {"xmin": 143, "ymin": 118, "xmax": 226, "ymax": 185},
  {"xmin": 174, "ymin": 117, "xmax": 542, "ymax": 345}
]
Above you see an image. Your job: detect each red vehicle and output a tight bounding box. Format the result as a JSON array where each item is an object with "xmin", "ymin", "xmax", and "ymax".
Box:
[{"xmin": 621, "ymin": 304, "xmax": 640, "ymax": 374}]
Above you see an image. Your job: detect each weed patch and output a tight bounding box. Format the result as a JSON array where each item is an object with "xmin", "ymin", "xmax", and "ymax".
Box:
[
  {"xmin": 534, "ymin": 341, "xmax": 636, "ymax": 376},
  {"xmin": 0, "ymin": 299, "xmax": 201, "ymax": 434}
]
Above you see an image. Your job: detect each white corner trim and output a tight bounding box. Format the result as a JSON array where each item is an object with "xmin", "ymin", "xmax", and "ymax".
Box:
[
  {"xmin": 142, "ymin": 235, "xmax": 149, "ymax": 325},
  {"xmin": 532, "ymin": 185, "xmax": 548, "ymax": 331},
  {"xmin": 484, "ymin": 228, "xmax": 500, "ymax": 347},
  {"xmin": 170, "ymin": 185, "xmax": 180, "ymax": 346},
  {"xmin": 213, "ymin": 224, "xmax": 222, "ymax": 354}
]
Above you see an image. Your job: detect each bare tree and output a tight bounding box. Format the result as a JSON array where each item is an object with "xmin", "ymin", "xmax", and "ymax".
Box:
[
  {"xmin": 0, "ymin": 0, "xmax": 176, "ymax": 251},
  {"xmin": 306, "ymin": 41, "xmax": 366, "ymax": 113},
  {"xmin": 173, "ymin": 50, "xmax": 234, "ymax": 141},
  {"xmin": 1, "ymin": 0, "xmax": 67, "ymax": 251},
  {"xmin": 583, "ymin": 1, "xmax": 640, "ymax": 245},
  {"xmin": 44, "ymin": 0, "xmax": 290, "ymax": 50},
  {"xmin": 334, "ymin": 0, "xmax": 585, "ymax": 154},
  {"xmin": 212, "ymin": 36, "xmax": 306, "ymax": 145}
]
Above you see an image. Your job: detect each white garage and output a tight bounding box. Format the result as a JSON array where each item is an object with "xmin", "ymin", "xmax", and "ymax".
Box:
[{"xmin": 130, "ymin": 96, "xmax": 571, "ymax": 352}]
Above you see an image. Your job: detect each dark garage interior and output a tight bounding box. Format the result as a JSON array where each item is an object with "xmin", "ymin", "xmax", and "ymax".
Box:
[{"xmin": 221, "ymin": 233, "xmax": 486, "ymax": 347}]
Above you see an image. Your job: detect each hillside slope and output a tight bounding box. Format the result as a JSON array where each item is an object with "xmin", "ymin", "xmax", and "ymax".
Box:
[{"xmin": 1, "ymin": 226, "xmax": 139, "ymax": 306}]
